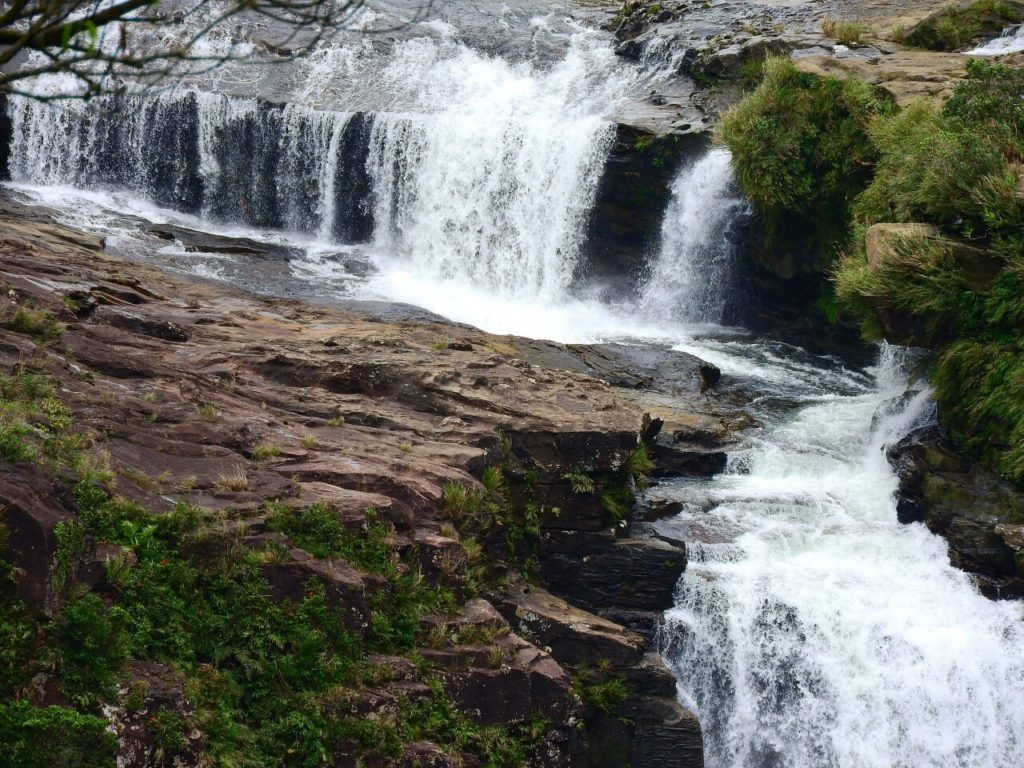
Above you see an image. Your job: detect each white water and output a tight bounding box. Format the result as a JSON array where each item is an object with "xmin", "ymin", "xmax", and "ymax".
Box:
[
  {"xmin": 660, "ymin": 346, "xmax": 1024, "ymax": 768},
  {"xmin": 6, "ymin": 12, "xmax": 1024, "ymax": 768},
  {"xmin": 967, "ymin": 25, "xmax": 1024, "ymax": 55},
  {"xmin": 364, "ymin": 33, "xmax": 622, "ymax": 298},
  {"xmin": 642, "ymin": 148, "xmax": 745, "ymax": 323}
]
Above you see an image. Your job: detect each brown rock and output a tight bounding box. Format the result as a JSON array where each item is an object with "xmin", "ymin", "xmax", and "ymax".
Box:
[{"xmin": 497, "ymin": 585, "xmax": 646, "ymax": 666}]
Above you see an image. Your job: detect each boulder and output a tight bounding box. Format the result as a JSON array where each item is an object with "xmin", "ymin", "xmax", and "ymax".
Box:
[
  {"xmin": 888, "ymin": 426, "xmax": 1024, "ymax": 597},
  {"xmin": 0, "ymin": 461, "xmax": 77, "ymax": 612}
]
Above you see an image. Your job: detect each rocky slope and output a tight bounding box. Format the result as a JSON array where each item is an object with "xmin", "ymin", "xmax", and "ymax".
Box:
[{"xmin": 0, "ymin": 196, "xmax": 748, "ymax": 766}]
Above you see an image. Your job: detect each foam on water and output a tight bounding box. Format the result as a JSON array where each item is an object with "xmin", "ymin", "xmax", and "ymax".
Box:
[
  {"xmin": 660, "ymin": 346, "xmax": 1024, "ymax": 768},
  {"xmin": 967, "ymin": 25, "xmax": 1024, "ymax": 55}
]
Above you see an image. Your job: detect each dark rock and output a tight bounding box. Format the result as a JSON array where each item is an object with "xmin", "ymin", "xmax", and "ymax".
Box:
[
  {"xmin": 95, "ymin": 306, "xmax": 189, "ymax": 342},
  {"xmin": 565, "ymin": 343, "xmax": 719, "ymax": 397},
  {"xmin": 147, "ymin": 223, "xmax": 302, "ymax": 260},
  {"xmin": 888, "ymin": 426, "xmax": 1024, "ymax": 598},
  {"xmin": 0, "ymin": 94, "xmax": 11, "ymax": 181},
  {"xmin": 584, "ymin": 127, "xmax": 708, "ymax": 297},
  {"xmin": 496, "ymin": 585, "xmax": 646, "ymax": 666},
  {"xmin": 0, "ymin": 461, "xmax": 77, "ymax": 612},
  {"xmin": 260, "ymin": 548, "xmax": 376, "ymax": 633},
  {"xmin": 540, "ymin": 529, "xmax": 687, "ymax": 614}
]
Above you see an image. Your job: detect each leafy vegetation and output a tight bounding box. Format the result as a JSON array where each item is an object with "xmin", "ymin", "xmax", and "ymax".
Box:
[
  {"xmin": 0, "ymin": 371, "xmax": 546, "ymax": 768},
  {"xmin": 833, "ymin": 60, "xmax": 1024, "ymax": 481},
  {"xmin": 719, "ymin": 57, "xmax": 896, "ymax": 265},
  {"xmin": 724, "ymin": 54, "xmax": 1024, "ymax": 483},
  {"xmin": 894, "ymin": 0, "xmax": 1024, "ymax": 51}
]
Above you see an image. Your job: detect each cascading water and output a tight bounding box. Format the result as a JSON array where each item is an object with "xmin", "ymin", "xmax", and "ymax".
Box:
[
  {"xmin": 363, "ymin": 35, "xmax": 622, "ymax": 298},
  {"xmin": 5, "ymin": 22, "xmax": 645, "ymax": 300},
  {"xmin": 658, "ymin": 345, "xmax": 1024, "ymax": 768},
  {"xmin": 967, "ymin": 25, "xmax": 1024, "ymax": 55},
  {"xmin": 641, "ymin": 148, "xmax": 745, "ymax": 323},
  {"xmin": 5, "ymin": 8, "xmax": 1024, "ymax": 768}
]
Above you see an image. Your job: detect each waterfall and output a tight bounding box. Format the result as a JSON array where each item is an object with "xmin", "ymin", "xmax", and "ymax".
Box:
[
  {"xmin": 7, "ymin": 91, "xmax": 371, "ymax": 240},
  {"xmin": 362, "ymin": 35, "xmax": 625, "ymax": 299},
  {"xmin": 967, "ymin": 25, "xmax": 1024, "ymax": 55},
  {"xmin": 5, "ymin": 28, "xmax": 644, "ymax": 301},
  {"xmin": 659, "ymin": 345, "xmax": 1024, "ymax": 768},
  {"xmin": 641, "ymin": 148, "xmax": 745, "ymax": 323}
]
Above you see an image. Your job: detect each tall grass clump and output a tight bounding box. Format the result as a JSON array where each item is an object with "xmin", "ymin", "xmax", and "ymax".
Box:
[
  {"xmin": 719, "ymin": 57, "xmax": 896, "ymax": 266},
  {"xmin": 835, "ymin": 60, "xmax": 1024, "ymax": 482}
]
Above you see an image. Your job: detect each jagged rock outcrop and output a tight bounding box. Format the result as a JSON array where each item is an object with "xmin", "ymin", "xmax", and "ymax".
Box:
[{"xmin": 888, "ymin": 425, "xmax": 1024, "ymax": 598}]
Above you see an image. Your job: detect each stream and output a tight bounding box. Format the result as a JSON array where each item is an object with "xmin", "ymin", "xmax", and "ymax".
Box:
[{"xmin": 4, "ymin": 1, "xmax": 1024, "ymax": 765}]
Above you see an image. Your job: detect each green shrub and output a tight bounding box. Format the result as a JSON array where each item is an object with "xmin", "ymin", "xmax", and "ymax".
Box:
[
  {"xmin": 57, "ymin": 593, "xmax": 130, "ymax": 707},
  {"xmin": 720, "ymin": 57, "xmax": 895, "ymax": 264},
  {"xmin": 834, "ymin": 60, "xmax": 1024, "ymax": 483},
  {"xmin": 896, "ymin": 0, "xmax": 1024, "ymax": 51},
  {"xmin": 933, "ymin": 341, "xmax": 1024, "ymax": 482},
  {"xmin": 0, "ymin": 700, "xmax": 116, "ymax": 768}
]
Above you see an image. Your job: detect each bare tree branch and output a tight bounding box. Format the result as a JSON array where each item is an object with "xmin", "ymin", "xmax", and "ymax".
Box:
[{"xmin": 0, "ymin": 0, "xmax": 432, "ymax": 99}]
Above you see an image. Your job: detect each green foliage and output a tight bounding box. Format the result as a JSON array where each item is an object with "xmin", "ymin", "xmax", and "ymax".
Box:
[
  {"xmin": 719, "ymin": 57, "xmax": 895, "ymax": 263},
  {"xmin": 834, "ymin": 61, "xmax": 1024, "ymax": 483},
  {"xmin": 623, "ymin": 444, "xmax": 655, "ymax": 479},
  {"xmin": 268, "ymin": 503, "xmax": 395, "ymax": 573},
  {"xmin": 0, "ymin": 700, "xmax": 116, "ymax": 768},
  {"xmin": 395, "ymin": 679, "xmax": 549, "ymax": 767},
  {"xmin": 2, "ymin": 305, "xmax": 65, "ymax": 342},
  {"xmin": 896, "ymin": 0, "xmax": 1024, "ymax": 50},
  {"xmin": 442, "ymin": 469, "xmax": 556, "ymax": 566},
  {"xmin": 0, "ymin": 386, "xmax": 551, "ymax": 766},
  {"xmin": 933, "ymin": 341, "xmax": 1024, "ymax": 482},
  {"xmin": 51, "ymin": 519, "xmax": 88, "ymax": 595},
  {"xmin": 57, "ymin": 593, "xmax": 130, "ymax": 707},
  {"xmin": 576, "ymin": 676, "xmax": 629, "ymax": 713},
  {"xmin": 563, "ymin": 468, "xmax": 596, "ymax": 495}
]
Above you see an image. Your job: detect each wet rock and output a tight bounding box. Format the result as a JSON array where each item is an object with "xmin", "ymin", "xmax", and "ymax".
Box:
[
  {"xmin": 585, "ymin": 126, "xmax": 708, "ymax": 295},
  {"xmin": 149, "ymin": 223, "xmax": 303, "ymax": 259},
  {"xmin": 888, "ymin": 426, "xmax": 1024, "ymax": 598},
  {"xmin": 539, "ymin": 529, "xmax": 687, "ymax": 615}
]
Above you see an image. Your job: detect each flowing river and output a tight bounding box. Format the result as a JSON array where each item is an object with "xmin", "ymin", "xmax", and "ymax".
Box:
[{"xmin": 4, "ymin": 2, "xmax": 1024, "ymax": 765}]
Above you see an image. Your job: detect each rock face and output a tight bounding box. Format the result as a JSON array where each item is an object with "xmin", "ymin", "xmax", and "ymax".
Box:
[
  {"xmin": 0, "ymin": 204, "xmax": 736, "ymax": 766},
  {"xmin": 583, "ymin": 126, "xmax": 707, "ymax": 296},
  {"xmin": 498, "ymin": 585, "xmax": 704, "ymax": 768},
  {"xmin": 888, "ymin": 426, "xmax": 1024, "ymax": 598}
]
